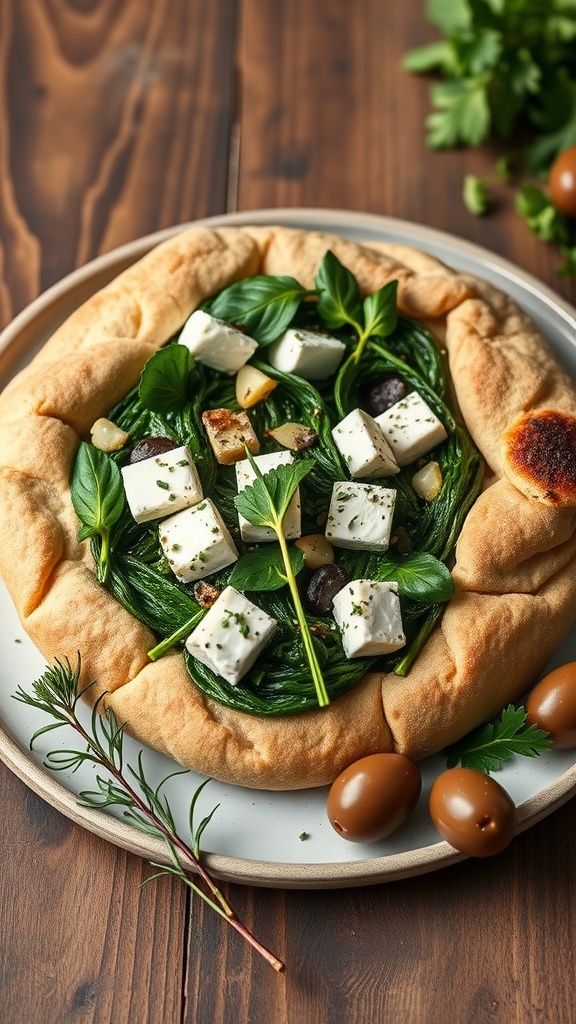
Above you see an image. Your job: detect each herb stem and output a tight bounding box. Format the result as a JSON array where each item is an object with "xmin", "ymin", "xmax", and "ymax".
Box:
[
  {"xmin": 275, "ymin": 529, "xmax": 330, "ymax": 708},
  {"xmin": 148, "ymin": 611, "xmax": 204, "ymax": 661},
  {"xmin": 393, "ymin": 605, "xmax": 444, "ymax": 677}
]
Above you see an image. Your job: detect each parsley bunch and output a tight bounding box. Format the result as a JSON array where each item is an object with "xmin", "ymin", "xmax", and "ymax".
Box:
[{"xmin": 404, "ymin": 0, "xmax": 576, "ymax": 270}]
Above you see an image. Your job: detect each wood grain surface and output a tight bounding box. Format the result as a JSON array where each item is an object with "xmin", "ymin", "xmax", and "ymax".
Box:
[{"xmin": 1, "ymin": 2, "xmax": 575, "ymax": 1022}]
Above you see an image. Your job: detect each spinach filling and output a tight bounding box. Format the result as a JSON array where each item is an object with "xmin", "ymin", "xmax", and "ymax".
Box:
[{"xmin": 78, "ymin": 254, "xmax": 483, "ymax": 716}]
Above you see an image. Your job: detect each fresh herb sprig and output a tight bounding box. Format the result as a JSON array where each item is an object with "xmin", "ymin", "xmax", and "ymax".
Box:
[
  {"xmin": 233, "ymin": 450, "xmax": 330, "ymax": 708},
  {"xmin": 14, "ymin": 655, "xmax": 284, "ymax": 972},
  {"xmin": 70, "ymin": 443, "xmax": 125, "ymax": 583},
  {"xmin": 315, "ymin": 251, "xmax": 398, "ymax": 363},
  {"xmin": 445, "ymin": 703, "xmax": 552, "ymax": 773},
  {"xmin": 403, "ymin": 0, "xmax": 576, "ymax": 271}
]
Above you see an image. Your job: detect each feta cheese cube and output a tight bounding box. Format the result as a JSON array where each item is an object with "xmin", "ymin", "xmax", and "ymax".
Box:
[
  {"xmin": 201, "ymin": 408, "xmax": 260, "ymax": 465},
  {"xmin": 332, "ymin": 579, "xmax": 406, "ymax": 658},
  {"xmin": 266, "ymin": 327, "xmax": 346, "ymax": 380},
  {"xmin": 185, "ymin": 585, "xmax": 277, "ymax": 685},
  {"xmin": 159, "ymin": 498, "xmax": 238, "ymax": 582},
  {"xmin": 235, "ymin": 450, "xmax": 302, "ymax": 542},
  {"xmin": 331, "ymin": 408, "xmax": 400, "ymax": 479},
  {"xmin": 374, "ymin": 390, "xmax": 447, "ymax": 466},
  {"xmin": 121, "ymin": 445, "xmax": 203, "ymax": 524},
  {"xmin": 325, "ymin": 481, "xmax": 396, "ymax": 551},
  {"xmin": 178, "ymin": 309, "xmax": 258, "ymax": 374}
]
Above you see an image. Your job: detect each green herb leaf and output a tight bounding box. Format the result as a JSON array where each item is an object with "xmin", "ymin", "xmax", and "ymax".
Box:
[
  {"xmin": 234, "ymin": 459, "xmax": 313, "ymax": 528},
  {"xmin": 314, "ymin": 250, "xmax": 363, "ymax": 330},
  {"xmin": 208, "ymin": 275, "xmax": 308, "ymax": 345},
  {"xmin": 516, "ymin": 183, "xmax": 568, "ymax": 243},
  {"xmin": 362, "ymin": 280, "xmax": 398, "ymax": 339},
  {"xmin": 378, "ymin": 552, "xmax": 455, "ymax": 604},
  {"xmin": 229, "ymin": 545, "xmax": 305, "ymax": 592},
  {"xmin": 426, "ymin": 79, "xmax": 491, "ymax": 149},
  {"xmin": 71, "ymin": 442, "xmax": 125, "ymax": 582},
  {"xmin": 138, "ymin": 345, "xmax": 191, "ymax": 413},
  {"xmin": 445, "ymin": 704, "xmax": 553, "ymax": 773},
  {"xmin": 463, "ymin": 173, "xmax": 493, "ymax": 215}
]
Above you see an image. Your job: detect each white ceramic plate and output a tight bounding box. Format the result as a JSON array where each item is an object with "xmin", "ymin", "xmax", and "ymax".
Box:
[{"xmin": 1, "ymin": 208, "xmax": 575, "ymax": 889}]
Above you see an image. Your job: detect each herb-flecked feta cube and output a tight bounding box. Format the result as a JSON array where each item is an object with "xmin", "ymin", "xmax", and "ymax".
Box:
[
  {"xmin": 121, "ymin": 445, "xmax": 203, "ymax": 524},
  {"xmin": 332, "ymin": 579, "xmax": 406, "ymax": 658},
  {"xmin": 266, "ymin": 327, "xmax": 346, "ymax": 380},
  {"xmin": 235, "ymin": 450, "xmax": 302, "ymax": 542},
  {"xmin": 374, "ymin": 390, "xmax": 448, "ymax": 466},
  {"xmin": 178, "ymin": 309, "xmax": 258, "ymax": 374},
  {"xmin": 331, "ymin": 408, "xmax": 400, "ymax": 478},
  {"xmin": 325, "ymin": 481, "xmax": 396, "ymax": 551},
  {"xmin": 185, "ymin": 586, "xmax": 277, "ymax": 685},
  {"xmin": 159, "ymin": 498, "xmax": 238, "ymax": 582}
]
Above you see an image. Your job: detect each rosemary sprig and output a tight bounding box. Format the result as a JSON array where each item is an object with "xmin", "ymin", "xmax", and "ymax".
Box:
[{"xmin": 13, "ymin": 655, "xmax": 284, "ymax": 973}]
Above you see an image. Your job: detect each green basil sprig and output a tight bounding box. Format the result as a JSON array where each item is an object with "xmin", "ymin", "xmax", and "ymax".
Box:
[
  {"xmin": 208, "ymin": 275, "xmax": 309, "ymax": 345},
  {"xmin": 70, "ymin": 442, "xmax": 125, "ymax": 583},
  {"xmin": 315, "ymin": 250, "xmax": 398, "ymax": 361}
]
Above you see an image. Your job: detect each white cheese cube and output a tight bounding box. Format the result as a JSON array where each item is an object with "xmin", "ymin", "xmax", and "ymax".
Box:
[
  {"xmin": 178, "ymin": 309, "xmax": 258, "ymax": 374},
  {"xmin": 374, "ymin": 390, "xmax": 448, "ymax": 467},
  {"xmin": 185, "ymin": 585, "xmax": 277, "ymax": 685},
  {"xmin": 235, "ymin": 450, "xmax": 302, "ymax": 543},
  {"xmin": 325, "ymin": 481, "xmax": 396, "ymax": 551},
  {"xmin": 332, "ymin": 579, "xmax": 406, "ymax": 658},
  {"xmin": 159, "ymin": 498, "xmax": 238, "ymax": 583},
  {"xmin": 121, "ymin": 445, "xmax": 203, "ymax": 524},
  {"xmin": 332, "ymin": 408, "xmax": 400, "ymax": 479},
  {"xmin": 266, "ymin": 327, "xmax": 346, "ymax": 380}
]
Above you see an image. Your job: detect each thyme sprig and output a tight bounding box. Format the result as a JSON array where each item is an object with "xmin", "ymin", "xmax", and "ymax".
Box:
[{"xmin": 13, "ymin": 655, "xmax": 284, "ymax": 973}]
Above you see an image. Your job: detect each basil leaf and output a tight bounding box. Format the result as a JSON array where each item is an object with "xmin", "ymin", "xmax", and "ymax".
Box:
[
  {"xmin": 314, "ymin": 250, "xmax": 363, "ymax": 329},
  {"xmin": 234, "ymin": 460, "xmax": 314, "ymax": 527},
  {"xmin": 378, "ymin": 552, "xmax": 454, "ymax": 603},
  {"xmin": 363, "ymin": 280, "xmax": 398, "ymax": 338},
  {"xmin": 229, "ymin": 545, "xmax": 305, "ymax": 592},
  {"xmin": 208, "ymin": 276, "xmax": 307, "ymax": 345},
  {"xmin": 71, "ymin": 442, "xmax": 125, "ymax": 536},
  {"xmin": 138, "ymin": 345, "xmax": 191, "ymax": 413}
]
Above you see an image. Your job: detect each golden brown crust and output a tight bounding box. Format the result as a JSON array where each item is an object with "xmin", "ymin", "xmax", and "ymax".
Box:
[{"xmin": 1, "ymin": 224, "xmax": 576, "ymax": 789}]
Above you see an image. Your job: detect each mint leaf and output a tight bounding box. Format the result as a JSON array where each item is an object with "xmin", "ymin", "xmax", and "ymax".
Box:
[
  {"xmin": 377, "ymin": 552, "xmax": 454, "ymax": 603},
  {"xmin": 229, "ymin": 545, "xmax": 305, "ymax": 592},
  {"xmin": 445, "ymin": 705, "xmax": 552, "ymax": 773},
  {"xmin": 363, "ymin": 281, "xmax": 398, "ymax": 339},
  {"xmin": 138, "ymin": 345, "xmax": 190, "ymax": 414},
  {"xmin": 208, "ymin": 275, "xmax": 307, "ymax": 345},
  {"xmin": 314, "ymin": 250, "xmax": 363, "ymax": 330}
]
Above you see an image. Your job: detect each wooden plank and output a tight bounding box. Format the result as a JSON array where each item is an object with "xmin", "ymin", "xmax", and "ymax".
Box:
[
  {"xmin": 0, "ymin": 764, "xmax": 187, "ymax": 1023},
  {"xmin": 0, "ymin": 0, "xmax": 237, "ymax": 328}
]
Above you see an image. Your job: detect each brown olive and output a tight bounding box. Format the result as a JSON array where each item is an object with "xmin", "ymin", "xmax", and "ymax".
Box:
[
  {"xmin": 130, "ymin": 436, "xmax": 179, "ymax": 463},
  {"xmin": 327, "ymin": 753, "xmax": 422, "ymax": 843},
  {"xmin": 429, "ymin": 768, "xmax": 516, "ymax": 858},
  {"xmin": 362, "ymin": 373, "xmax": 407, "ymax": 416},
  {"xmin": 525, "ymin": 661, "xmax": 576, "ymax": 749},
  {"xmin": 549, "ymin": 146, "xmax": 576, "ymax": 218},
  {"xmin": 304, "ymin": 563, "xmax": 348, "ymax": 615}
]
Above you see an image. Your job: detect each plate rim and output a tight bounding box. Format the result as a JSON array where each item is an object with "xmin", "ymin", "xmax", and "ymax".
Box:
[{"xmin": 1, "ymin": 206, "xmax": 576, "ymax": 888}]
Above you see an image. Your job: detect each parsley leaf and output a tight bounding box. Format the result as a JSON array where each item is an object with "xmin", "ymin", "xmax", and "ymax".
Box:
[
  {"xmin": 426, "ymin": 79, "xmax": 491, "ymax": 148},
  {"xmin": 445, "ymin": 704, "xmax": 552, "ymax": 774},
  {"xmin": 463, "ymin": 173, "xmax": 493, "ymax": 215}
]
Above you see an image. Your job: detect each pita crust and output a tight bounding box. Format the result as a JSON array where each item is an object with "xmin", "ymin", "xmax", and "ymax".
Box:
[{"xmin": 1, "ymin": 224, "xmax": 575, "ymax": 789}]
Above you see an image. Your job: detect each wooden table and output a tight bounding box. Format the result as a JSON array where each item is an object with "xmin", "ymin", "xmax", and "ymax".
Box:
[{"xmin": 1, "ymin": 3, "xmax": 575, "ymax": 1021}]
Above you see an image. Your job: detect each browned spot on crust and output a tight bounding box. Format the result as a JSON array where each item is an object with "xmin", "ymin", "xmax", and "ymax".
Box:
[{"xmin": 505, "ymin": 410, "xmax": 576, "ymax": 505}]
